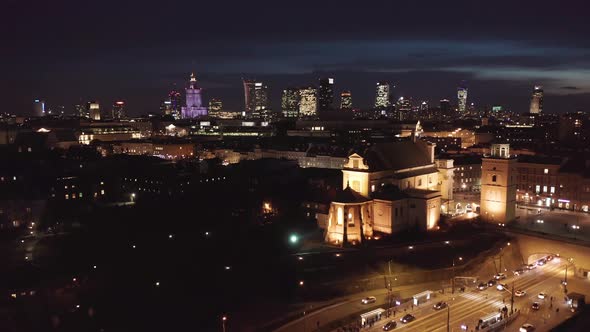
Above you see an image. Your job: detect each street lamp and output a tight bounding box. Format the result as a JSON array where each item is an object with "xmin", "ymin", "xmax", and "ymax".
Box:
[
  {"xmin": 130, "ymin": 193, "xmax": 136, "ymax": 202},
  {"xmin": 452, "ymin": 257, "xmax": 463, "ymax": 294},
  {"xmin": 222, "ymin": 316, "xmax": 227, "ymax": 332},
  {"xmin": 289, "ymin": 234, "xmax": 299, "ymax": 244}
]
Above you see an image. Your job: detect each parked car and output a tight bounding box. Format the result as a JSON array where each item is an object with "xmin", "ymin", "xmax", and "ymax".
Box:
[
  {"xmin": 433, "ymin": 302, "xmax": 447, "ymax": 310},
  {"xmin": 537, "ymin": 258, "xmax": 547, "ymax": 266},
  {"xmin": 383, "ymin": 321, "xmax": 397, "ymax": 331},
  {"xmin": 400, "ymin": 314, "xmax": 415, "ymax": 324},
  {"xmin": 538, "ymin": 292, "xmax": 547, "ymax": 299},
  {"xmin": 531, "ymin": 302, "xmax": 540, "ymax": 310},
  {"xmin": 526, "ymin": 263, "xmax": 537, "ymax": 270},
  {"xmin": 494, "ymin": 273, "xmax": 507, "ymax": 280},
  {"xmin": 546, "ymin": 255, "xmax": 554, "ymax": 261},
  {"xmin": 362, "ymin": 296, "xmax": 376, "ymax": 304},
  {"xmin": 514, "ymin": 268, "xmax": 525, "ymax": 275},
  {"xmin": 520, "ymin": 323, "xmax": 535, "ymax": 332},
  {"xmin": 515, "ymin": 290, "xmax": 526, "ymax": 297},
  {"xmin": 477, "ymin": 283, "xmax": 487, "ymax": 291}
]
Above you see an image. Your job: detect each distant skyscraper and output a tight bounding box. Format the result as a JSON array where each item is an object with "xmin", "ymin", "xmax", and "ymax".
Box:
[
  {"xmin": 243, "ymin": 79, "xmax": 270, "ymax": 118},
  {"xmin": 340, "ymin": 90, "xmax": 352, "ymax": 110},
  {"xmin": 281, "ymin": 88, "xmax": 299, "ymax": 118},
  {"xmin": 396, "ymin": 97, "xmax": 412, "ymax": 112},
  {"xmin": 318, "ymin": 78, "xmax": 334, "ymax": 112},
  {"xmin": 298, "ymin": 86, "xmax": 318, "ymax": 117},
  {"xmin": 168, "ymin": 90, "xmax": 182, "ymax": 119},
  {"xmin": 457, "ymin": 84, "xmax": 468, "ymax": 113},
  {"xmin": 75, "ymin": 103, "xmax": 87, "ymax": 118},
  {"xmin": 529, "ymin": 85, "xmax": 544, "ymax": 114},
  {"xmin": 419, "ymin": 101, "xmax": 429, "ymax": 111},
  {"xmin": 33, "ymin": 99, "xmax": 45, "ymax": 117},
  {"xmin": 88, "ymin": 101, "xmax": 101, "ymax": 120},
  {"xmin": 181, "ymin": 73, "xmax": 208, "ymax": 119},
  {"xmin": 209, "ymin": 98, "xmax": 223, "ymax": 114},
  {"xmin": 375, "ymin": 82, "xmax": 391, "ymax": 108},
  {"xmin": 112, "ymin": 101, "xmax": 126, "ymax": 119},
  {"xmin": 439, "ymin": 99, "xmax": 451, "ymax": 113}
]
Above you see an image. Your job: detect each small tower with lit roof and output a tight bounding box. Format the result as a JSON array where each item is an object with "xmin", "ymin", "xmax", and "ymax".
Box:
[{"xmin": 480, "ymin": 144, "xmax": 517, "ymax": 224}]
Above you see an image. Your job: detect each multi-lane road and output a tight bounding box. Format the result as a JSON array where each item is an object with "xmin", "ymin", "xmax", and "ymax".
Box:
[{"xmin": 363, "ymin": 258, "xmax": 576, "ymax": 332}]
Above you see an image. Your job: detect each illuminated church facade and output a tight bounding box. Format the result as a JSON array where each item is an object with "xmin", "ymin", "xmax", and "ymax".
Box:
[{"xmin": 323, "ymin": 136, "xmax": 455, "ymax": 246}]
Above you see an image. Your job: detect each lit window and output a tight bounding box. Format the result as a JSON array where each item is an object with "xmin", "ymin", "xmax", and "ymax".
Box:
[
  {"xmin": 371, "ymin": 184, "xmax": 376, "ymax": 192},
  {"xmin": 543, "ymin": 186, "xmax": 547, "ymax": 193},
  {"xmin": 550, "ymin": 186, "xmax": 555, "ymax": 194},
  {"xmin": 101, "ymin": 190, "xmax": 105, "ymax": 195},
  {"xmin": 544, "ymin": 168, "xmax": 548, "ymax": 174},
  {"xmin": 535, "ymin": 185, "xmax": 540, "ymax": 193},
  {"xmin": 65, "ymin": 194, "xmax": 69, "ymax": 200}
]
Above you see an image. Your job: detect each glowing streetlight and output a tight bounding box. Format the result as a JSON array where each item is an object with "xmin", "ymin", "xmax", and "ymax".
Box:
[
  {"xmin": 289, "ymin": 234, "xmax": 299, "ymax": 244},
  {"xmin": 130, "ymin": 193, "xmax": 136, "ymax": 202},
  {"xmin": 299, "ymin": 280, "xmax": 304, "ymax": 286}
]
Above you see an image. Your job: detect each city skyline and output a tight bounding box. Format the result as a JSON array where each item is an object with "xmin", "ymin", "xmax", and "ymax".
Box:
[{"xmin": 4, "ymin": 1, "xmax": 590, "ymax": 116}]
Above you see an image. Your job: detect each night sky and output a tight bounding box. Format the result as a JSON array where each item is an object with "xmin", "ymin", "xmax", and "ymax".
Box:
[{"xmin": 3, "ymin": 0, "xmax": 590, "ymax": 116}]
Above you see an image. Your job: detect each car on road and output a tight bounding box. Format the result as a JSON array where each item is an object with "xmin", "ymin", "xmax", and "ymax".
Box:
[
  {"xmin": 496, "ymin": 284, "xmax": 508, "ymax": 291},
  {"xmin": 526, "ymin": 263, "xmax": 537, "ymax": 270},
  {"xmin": 515, "ymin": 290, "xmax": 526, "ymax": 297},
  {"xmin": 537, "ymin": 258, "xmax": 547, "ymax": 266},
  {"xmin": 487, "ymin": 279, "xmax": 497, "ymax": 287},
  {"xmin": 400, "ymin": 314, "xmax": 415, "ymax": 324},
  {"xmin": 520, "ymin": 323, "xmax": 535, "ymax": 332},
  {"xmin": 514, "ymin": 268, "xmax": 525, "ymax": 275},
  {"xmin": 477, "ymin": 283, "xmax": 487, "ymax": 291},
  {"xmin": 546, "ymin": 255, "xmax": 554, "ymax": 261},
  {"xmin": 433, "ymin": 301, "xmax": 447, "ymax": 310},
  {"xmin": 383, "ymin": 321, "xmax": 397, "ymax": 331},
  {"xmin": 494, "ymin": 273, "xmax": 507, "ymax": 280},
  {"xmin": 531, "ymin": 302, "xmax": 540, "ymax": 310},
  {"xmin": 361, "ymin": 296, "xmax": 376, "ymax": 304},
  {"xmin": 538, "ymin": 292, "xmax": 547, "ymax": 299}
]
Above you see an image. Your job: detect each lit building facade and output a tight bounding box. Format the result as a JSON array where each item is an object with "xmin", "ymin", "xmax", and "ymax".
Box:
[
  {"xmin": 480, "ymin": 144, "xmax": 517, "ymax": 224},
  {"xmin": 298, "ymin": 86, "xmax": 318, "ymax": 117},
  {"xmin": 375, "ymin": 82, "xmax": 390, "ymax": 108},
  {"xmin": 181, "ymin": 73, "xmax": 208, "ymax": 119},
  {"xmin": 88, "ymin": 101, "xmax": 101, "ymax": 121},
  {"xmin": 208, "ymin": 98, "xmax": 223, "ymax": 115},
  {"xmin": 318, "ymin": 78, "xmax": 334, "ymax": 112},
  {"xmin": 457, "ymin": 86, "xmax": 468, "ymax": 113},
  {"xmin": 281, "ymin": 88, "xmax": 299, "ymax": 118},
  {"xmin": 340, "ymin": 90, "xmax": 352, "ymax": 110},
  {"xmin": 529, "ymin": 85, "xmax": 543, "ymax": 114},
  {"xmin": 321, "ymin": 138, "xmax": 452, "ymax": 246}
]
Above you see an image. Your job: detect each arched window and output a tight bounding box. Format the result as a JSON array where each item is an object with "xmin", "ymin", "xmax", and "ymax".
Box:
[{"xmin": 492, "ymin": 174, "xmax": 497, "ymax": 183}]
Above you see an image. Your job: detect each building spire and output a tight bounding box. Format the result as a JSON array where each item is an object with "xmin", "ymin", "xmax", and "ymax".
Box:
[{"xmin": 190, "ymin": 72, "xmax": 196, "ymax": 83}]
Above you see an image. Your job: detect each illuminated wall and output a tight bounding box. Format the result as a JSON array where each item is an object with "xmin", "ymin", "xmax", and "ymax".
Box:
[{"xmin": 480, "ymin": 156, "xmax": 516, "ymax": 223}]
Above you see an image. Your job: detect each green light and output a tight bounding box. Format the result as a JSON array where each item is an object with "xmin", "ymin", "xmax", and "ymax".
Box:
[{"xmin": 290, "ymin": 234, "xmax": 298, "ymax": 244}]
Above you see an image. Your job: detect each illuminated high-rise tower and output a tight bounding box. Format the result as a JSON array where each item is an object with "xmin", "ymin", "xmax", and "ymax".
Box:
[
  {"xmin": 112, "ymin": 101, "xmax": 126, "ymax": 119},
  {"xmin": 375, "ymin": 82, "xmax": 390, "ymax": 108},
  {"xmin": 88, "ymin": 101, "xmax": 101, "ymax": 120},
  {"xmin": 298, "ymin": 86, "xmax": 318, "ymax": 117},
  {"xmin": 243, "ymin": 79, "xmax": 270, "ymax": 119},
  {"xmin": 457, "ymin": 84, "xmax": 468, "ymax": 113},
  {"xmin": 281, "ymin": 88, "xmax": 299, "ymax": 118},
  {"xmin": 318, "ymin": 78, "xmax": 334, "ymax": 112},
  {"xmin": 340, "ymin": 90, "xmax": 352, "ymax": 110},
  {"xmin": 181, "ymin": 73, "xmax": 208, "ymax": 119},
  {"xmin": 529, "ymin": 85, "xmax": 544, "ymax": 114},
  {"xmin": 33, "ymin": 99, "xmax": 45, "ymax": 117}
]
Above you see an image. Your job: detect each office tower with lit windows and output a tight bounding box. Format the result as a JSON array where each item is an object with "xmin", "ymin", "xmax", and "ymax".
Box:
[
  {"xmin": 529, "ymin": 85, "xmax": 544, "ymax": 114},
  {"xmin": 243, "ymin": 79, "xmax": 270, "ymax": 118},
  {"xmin": 281, "ymin": 88, "xmax": 299, "ymax": 118},
  {"xmin": 298, "ymin": 86, "xmax": 318, "ymax": 117},
  {"xmin": 208, "ymin": 98, "xmax": 223, "ymax": 116},
  {"xmin": 340, "ymin": 90, "xmax": 352, "ymax": 110},
  {"xmin": 88, "ymin": 101, "xmax": 101, "ymax": 120},
  {"xmin": 181, "ymin": 73, "xmax": 208, "ymax": 118},
  {"xmin": 33, "ymin": 99, "xmax": 45, "ymax": 117},
  {"xmin": 419, "ymin": 101, "xmax": 429, "ymax": 111},
  {"xmin": 75, "ymin": 103, "xmax": 87, "ymax": 118},
  {"xmin": 375, "ymin": 82, "xmax": 390, "ymax": 108},
  {"xmin": 318, "ymin": 78, "xmax": 334, "ymax": 112},
  {"xmin": 396, "ymin": 96, "xmax": 412, "ymax": 112},
  {"xmin": 168, "ymin": 90, "xmax": 182, "ymax": 119},
  {"xmin": 457, "ymin": 85, "xmax": 468, "ymax": 113},
  {"xmin": 112, "ymin": 101, "xmax": 126, "ymax": 119}
]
